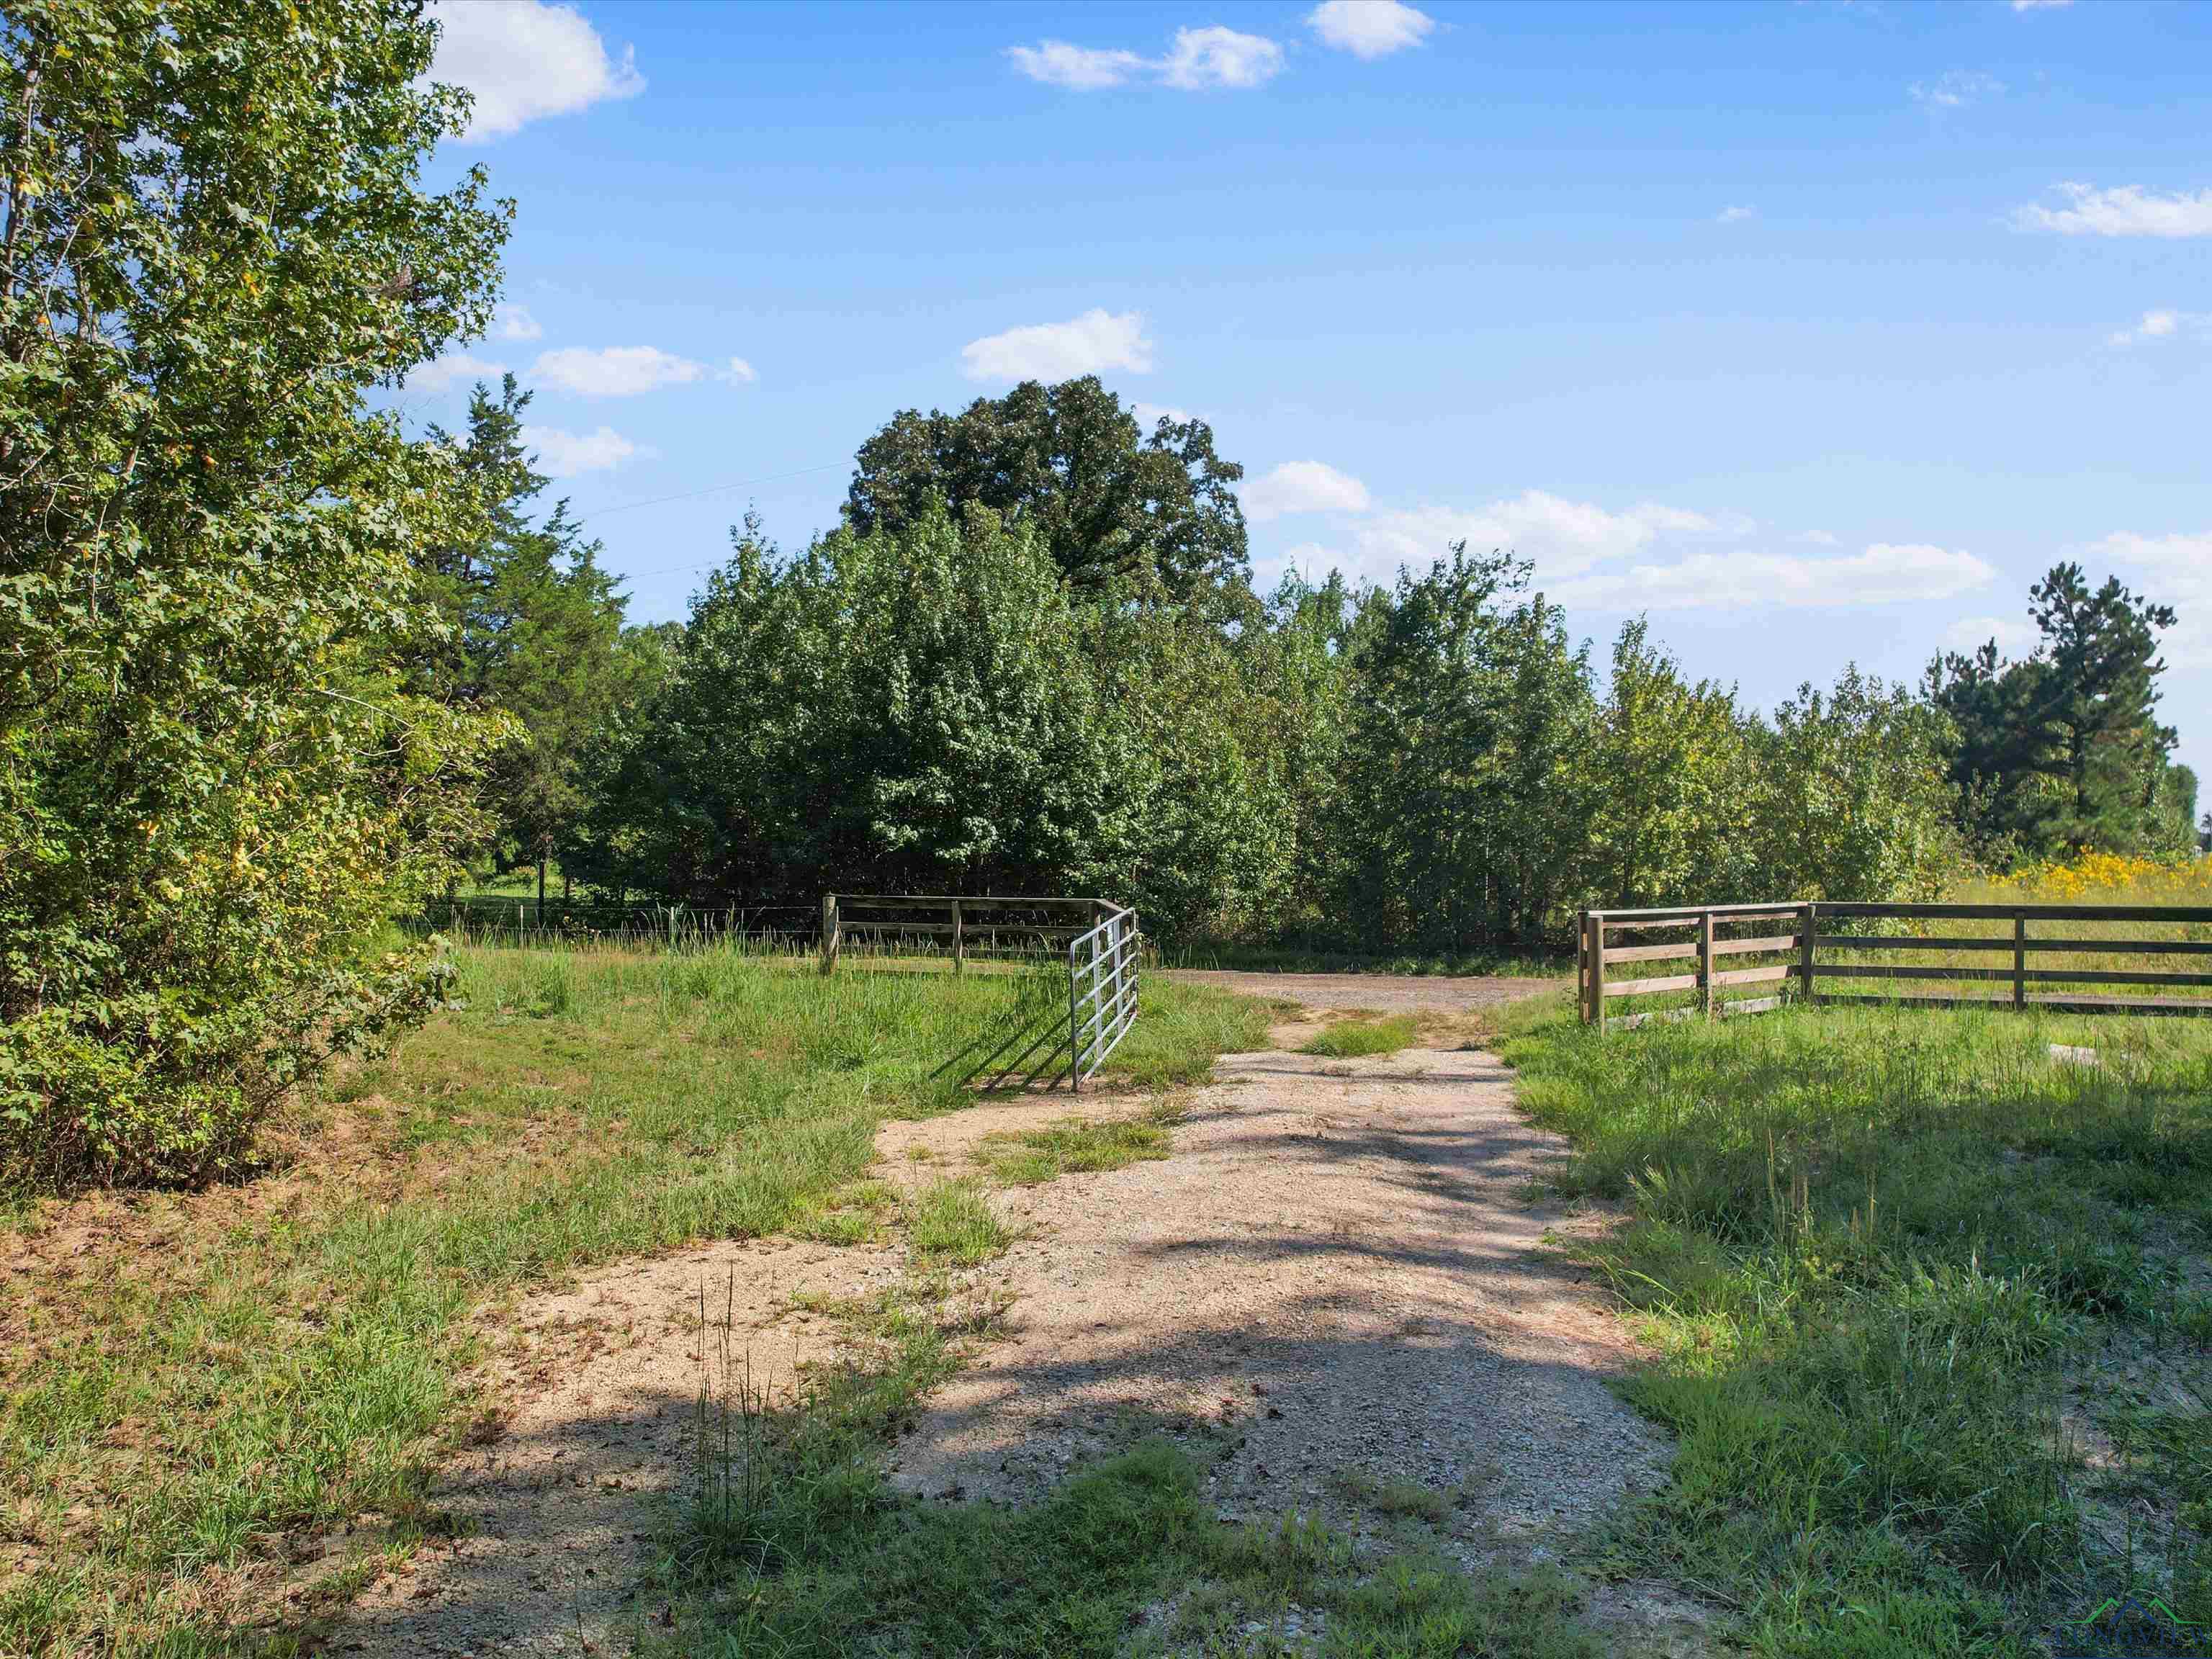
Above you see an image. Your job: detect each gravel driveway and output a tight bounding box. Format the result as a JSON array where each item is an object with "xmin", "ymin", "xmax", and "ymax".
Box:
[
  {"xmin": 339, "ymin": 971, "xmax": 1700, "ymax": 1655},
  {"xmin": 1160, "ymin": 968, "xmax": 1557, "ymax": 1017}
]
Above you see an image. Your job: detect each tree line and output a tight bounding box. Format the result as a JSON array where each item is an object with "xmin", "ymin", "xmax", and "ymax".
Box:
[
  {"xmin": 547, "ymin": 375, "xmax": 2195, "ymax": 950},
  {"xmin": 1, "ymin": 0, "xmax": 2195, "ymax": 1190}
]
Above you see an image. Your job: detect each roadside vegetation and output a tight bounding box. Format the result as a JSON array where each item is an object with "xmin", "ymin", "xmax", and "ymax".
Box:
[
  {"xmin": 0, "ymin": 944, "xmax": 1264, "ymax": 1654},
  {"xmin": 1503, "ymin": 989, "xmax": 2212, "ymax": 1656},
  {"xmin": 1300, "ymin": 1014, "xmax": 1424, "ymax": 1058}
]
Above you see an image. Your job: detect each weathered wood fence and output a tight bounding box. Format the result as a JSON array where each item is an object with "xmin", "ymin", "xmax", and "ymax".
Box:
[
  {"xmin": 1578, "ymin": 901, "xmax": 2212, "ymax": 1030},
  {"xmin": 817, "ymin": 894, "xmax": 1122, "ymax": 976}
]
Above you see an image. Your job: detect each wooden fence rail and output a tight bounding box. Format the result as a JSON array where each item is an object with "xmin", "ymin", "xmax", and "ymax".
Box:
[
  {"xmin": 819, "ymin": 894, "xmax": 1116, "ymax": 977},
  {"xmin": 1578, "ymin": 901, "xmax": 2212, "ymax": 1030}
]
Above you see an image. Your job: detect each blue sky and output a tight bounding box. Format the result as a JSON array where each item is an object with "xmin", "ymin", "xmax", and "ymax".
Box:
[{"xmin": 410, "ymin": 0, "xmax": 2211, "ymax": 783}]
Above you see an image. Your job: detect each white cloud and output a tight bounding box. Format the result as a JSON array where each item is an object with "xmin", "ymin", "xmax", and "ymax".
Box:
[
  {"xmin": 1910, "ymin": 71, "xmax": 2003, "ymax": 109},
  {"xmin": 1347, "ymin": 492, "xmax": 1727, "ymax": 585},
  {"xmin": 2108, "ymin": 308, "xmax": 2207, "ymax": 346},
  {"xmin": 2090, "ymin": 531, "xmax": 2212, "ymax": 666},
  {"xmin": 1159, "ymin": 26, "xmax": 1285, "ymax": 89},
  {"xmin": 2012, "ymin": 0, "xmax": 2071, "ymax": 10},
  {"xmin": 522, "ymin": 423, "xmax": 638, "ymax": 477},
  {"xmin": 494, "ymin": 302, "xmax": 543, "ymax": 341},
  {"xmin": 1131, "ymin": 401, "xmax": 1192, "ymax": 428},
  {"xmin": 961, "ymin": 308, "xmax": 1154, "ymax": 382},
  {"xmin": 428, "ymin": 0, "xmax": 644, "ymax": 143},
  {"xmin": 717, "ymin": 356, "xmax": 759, "ymax": 385},
  {"xmin": 2013, "ymin": 182, "xmax": 2212, "ymax": 238},
  {"xmin": 531, "ymin": 344, "xmax": 704, "ymax": 396},
  {"xmin": 1007, "ymin": 26, "xmax": 1282, "ymax": 92},
  {"xmin": 1794, "ymin": 529, "xmax": 1841, "ymax": 547},
  {"xmin": 1306, "ymin": 0, "xmax": 1436, "ymax": 59},
  {"xmin": 1717, "ymin": 204, "xmax": 1757, "ymax": 224},
  {"xmin": 1007, "ymin": 40, "xmax": 1147, "ymax": 89},
  {"xmin": 1244, "ymin": 461, "xmax": 1372, "ymax": 522},
  {"xmin": 1942, "ymin": 615, "xmax": 2039, "ymax": 658},
  {"xmin": 1555, "ymin": 543, "xmax": 1995, "ymax": 613},
  {"xmin": 411, "ymin": 351, "xmax": 505, "ymax": 395}
]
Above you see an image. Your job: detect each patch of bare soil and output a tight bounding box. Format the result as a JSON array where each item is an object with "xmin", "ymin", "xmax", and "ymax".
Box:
[
  {"xmin": 1159, "ymin": 968, "xmax": 1552, "ymax": 1017},
  {"xmin": 328, "ymin": 1236, "xmax": 907, "ymax": 1655},
  {"xmin": 886, "ymin": 1045, "xmax": 1670, "ymax": 1543}
]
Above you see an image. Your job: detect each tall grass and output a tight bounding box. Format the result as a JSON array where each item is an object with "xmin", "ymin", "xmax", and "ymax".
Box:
[
  {"xmin": 0, "ymin": 940, "xmax": 1267, "ymax": 1655},
  {"xmin": 1503, "ymin": 994, "xmax": 2212, "ymax": 1655}
]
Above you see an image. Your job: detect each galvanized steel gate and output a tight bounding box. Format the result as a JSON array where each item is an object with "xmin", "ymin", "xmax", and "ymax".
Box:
[
  {"xmin": 822, "ymin": 894, "xmax": 1142, "ymax": 1090},
  {"xmin": 1066, "ymin": 903, "xmax": 1140, "ymax": 1090}
]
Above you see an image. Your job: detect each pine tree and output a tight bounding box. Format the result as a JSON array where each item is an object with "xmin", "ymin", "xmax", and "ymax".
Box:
[
  {"xmin": 422, "ymin": 376, "xmax": 645, "ymax": 904},
  {"xmin": 1929, "ymin": 563, "xmax": 2181, "ymax": 860}
]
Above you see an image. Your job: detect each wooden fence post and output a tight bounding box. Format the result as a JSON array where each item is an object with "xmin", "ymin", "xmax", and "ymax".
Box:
[
  {"xmin": 1588, "ymin": 911, "xmax": 1607, "ymax": 1032},
  {"xmin": 1799, "ymin": 901, "xmax": 1817, "ymax": 1008},
  {"xmin": 1575, "ymin": 909, "xmax": 1588, "ymax": 1022},
  {"xmin": 819, "ymin": 894, "xmax": 840, "ymax": 976},
  {"xmin": 1699, "ymin": 907, "xmax": 1714, "ymax": 1020},
  {"xmin": 952, "ymin": 899, "xmax": 964, "ymax": 976},
  {"xmin": 2013, "ymin": 910, "xmax": 2026, "ymax": 1012}
]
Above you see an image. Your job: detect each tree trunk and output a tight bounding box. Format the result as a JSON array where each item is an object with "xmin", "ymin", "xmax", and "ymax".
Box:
[{"xmin": 536, "ymin": 855, "xmax": 547, "ymax": 924}]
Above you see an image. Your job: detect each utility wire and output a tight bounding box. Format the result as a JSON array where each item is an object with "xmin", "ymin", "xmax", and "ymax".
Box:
[{"xmin": 565, "ymin": 461, "xmax": 848, "ymax": 526}]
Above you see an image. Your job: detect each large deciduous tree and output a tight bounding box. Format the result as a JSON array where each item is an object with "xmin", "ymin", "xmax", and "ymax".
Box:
[
  {"xmin": 844, "ymin": 376, "xmax": 1249, "ymax": 600},
  {"xmin": 0, "ymin": 0, "xmax": 510, "ymax": 1189}
]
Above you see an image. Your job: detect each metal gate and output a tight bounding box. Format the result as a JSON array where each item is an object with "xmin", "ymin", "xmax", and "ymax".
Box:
[
  {"xmin": 825, "ymin": 894, "xmax": 1143, "ymax": 1091},
  {"xmin": 1066, "ymin": 904, "xmax": 1141, "ymax": 1089}
]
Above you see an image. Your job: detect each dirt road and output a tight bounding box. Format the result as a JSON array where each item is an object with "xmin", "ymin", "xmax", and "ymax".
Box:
[{"xmin": 339, "ymin": 972, "xmax": 1696, "ymax": 1654}]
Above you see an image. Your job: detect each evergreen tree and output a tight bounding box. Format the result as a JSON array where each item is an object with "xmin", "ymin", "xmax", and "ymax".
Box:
[
  {"xmin": 420, "ymin": 376, "xmax": 642, "ymax": 905},
  {"xmin": 1929, "ymin": 563, "xmax": 2180, "ymax": 859}
]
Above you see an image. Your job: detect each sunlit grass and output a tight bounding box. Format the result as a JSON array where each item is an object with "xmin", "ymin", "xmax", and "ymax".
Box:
[
  {"xmin": 974, "ymin": 1103, "xmax": 1182, "ymax": 1186},
  {"xmin": 1502, "ymin": 994, "xmax": 2212, "ymax": 1653},
  {"xmin": 1299, "ymin": 1013, "xmax": 1422, "ymax": 1058}
]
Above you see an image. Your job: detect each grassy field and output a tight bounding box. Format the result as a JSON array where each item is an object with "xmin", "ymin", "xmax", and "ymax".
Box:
[
  {"xmin": 1501, "ymin": 993, "xmax": 2212, "ymax": 1657},
  {"xmin": 0, "ymin": 943, "xmax": 1269, "ymax": 1655}
]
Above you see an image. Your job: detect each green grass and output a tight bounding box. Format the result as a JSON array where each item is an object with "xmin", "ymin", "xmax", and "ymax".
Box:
[
  {"xmin": 1299, "ymin": 1013, "xmax": 1423, "ymax": 1058},
  {"xmin": 904, "ymin": 1179, "xmax": 1015, "ymax": 1265},
  {"xmin": 0, "ymin": 942, "xmax": 1262, "ymax": 1655},
  {"xmin": 1501, "ymin": 993, "xmax": 2212, "ymax": 1657},
  {"xmin": 974, "ymin": 1102, "xmax": 1182, "ymax": 1185}
]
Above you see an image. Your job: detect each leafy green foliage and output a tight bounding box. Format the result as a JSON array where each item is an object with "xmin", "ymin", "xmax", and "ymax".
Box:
[
  {"xmin": 574, "ymin": 502, "xmax": 1972, "ymax": 954},
  {"xmin": 845, "ymin": 374, "xmax": 1249, "ymax": 600},
  {"xmin": 0, "ymin": 0, "xmax": 511, "ymax": 1190},
  {"xmin": 569, "ymin": 503, "xmax": 1299, "ymax": 940},
  {"xmin": 412, "ymin": 374, "xmax": 654, "ymax": 888}
]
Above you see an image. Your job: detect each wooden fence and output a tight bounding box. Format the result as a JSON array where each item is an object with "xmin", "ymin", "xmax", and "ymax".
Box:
[
  {"xmin": 817, "ymin": 894, "xmax": 1122, "ymax": 976},
  {"xmin": 1578, "ymin": 901, "xmax": 2212, "ymax": 1030}
]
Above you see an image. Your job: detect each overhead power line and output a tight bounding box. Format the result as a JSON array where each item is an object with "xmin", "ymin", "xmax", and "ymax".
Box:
[{"xmin": 565, "ymin": 460, "xmax": 848, "ymax": 526}]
